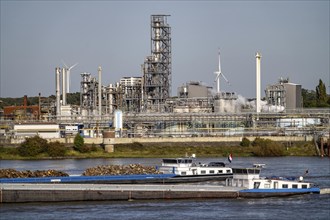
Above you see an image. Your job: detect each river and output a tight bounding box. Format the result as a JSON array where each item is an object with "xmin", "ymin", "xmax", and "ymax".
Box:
[{"xmin": 0, "ymin": 157, "xmax": 329, "ymax": 220}]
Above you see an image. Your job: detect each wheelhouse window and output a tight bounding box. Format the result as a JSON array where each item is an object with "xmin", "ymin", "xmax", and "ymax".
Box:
[
  {"xmin": 201, "ymin": 170, "xmax": 206, "ymax": 174},
  {"xmin": 163, "ymin": 159, "xmax": 178, "ymax": 164},
  {"xmin": 218, "ymin": 170, "xmax": 223, "ymax": 174},
  {"xmin": 209, "ymin": 170, "xmax": 215, "ymax": 174},
  {"xmin": 254, "ymin": 182, "xmax": 261, "ymax": 189},
  {"xmin": 292, "ymin": 184, "xmax": 298, "ymax": 189},
  {"xmin": 226, "ymin": 170, "xmax": 231, "ymax": 173},
  {"xmin": 282, "ymin": 184, "xmax": 288, "ymax": 188},
  {"xmin": 302, "ymin": 184, "xmax": 308, "ymax": 189}
]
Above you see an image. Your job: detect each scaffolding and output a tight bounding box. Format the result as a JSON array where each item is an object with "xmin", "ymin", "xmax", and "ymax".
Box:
[
  {"xmin": 143, "ymin": 15, "xmax": 171, "ymax": 112},
  {"xmin": 80, "ymin": 72, "xmax": 99, "ymax": 116},
  {"xmin": 120, "ymin": 77, "xmax": 142, "ymax": 112}
]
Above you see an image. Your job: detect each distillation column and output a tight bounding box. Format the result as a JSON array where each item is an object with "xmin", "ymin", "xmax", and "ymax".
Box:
[
  {"xmin": 143, "ymin": 15, "xmax": 171, "ymax": 112},
  {"xmin": 80, "ymin": 72, "xmax": 91, "ymax": 117}
]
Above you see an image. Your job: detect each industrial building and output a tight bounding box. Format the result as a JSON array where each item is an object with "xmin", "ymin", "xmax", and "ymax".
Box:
[
  {"xmin": 177, "ymin": 81, "xmax": 212, "ymax": 99},
  {"xmin": 3, "ymin": 96, "xmax": 40, "ymax": 120},
  {"xmin": 213, "ymin": 92, "xmax": 239, "ymax": 113},
  {"xmin": 265, "ymin": 78, "xmax": 302, "ymax": 110},
  {"xmin": 120, "ymin": 77, "xmax": 142, "ymax": 112},
  {"xmin": 13, "ymin": 123, "xmax": 60, "ymax": 139}
]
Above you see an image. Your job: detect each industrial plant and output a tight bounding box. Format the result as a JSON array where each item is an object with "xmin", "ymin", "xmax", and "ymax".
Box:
[{"xmin": 0, "ymin": 15, "xmax": 329, "ymax": 147}]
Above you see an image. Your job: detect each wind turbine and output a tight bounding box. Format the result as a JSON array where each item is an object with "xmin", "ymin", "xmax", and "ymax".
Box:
[
  {"xmin": 62, "ymin": 60, "xmax": 78, "ymax": 93},
  {"xmin": 214, "ymin": 48, "xmax": 230, "ymax": 93}
]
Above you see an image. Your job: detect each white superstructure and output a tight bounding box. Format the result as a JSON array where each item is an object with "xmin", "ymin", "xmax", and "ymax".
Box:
[
  {"xmin": 231, "ymin": 168, "xmax": 314, "ymax": 190},
  {"xmin": 158, "ymin": 157, "xmax": 232, "ymax": 176}
]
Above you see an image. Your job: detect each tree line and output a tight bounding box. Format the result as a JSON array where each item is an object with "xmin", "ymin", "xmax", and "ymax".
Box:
[
  {"xmin": 0, "ymin": 92, "xmax": 80, "ymax": 109},
  {"xmin": 303, "ymin": 79, "xmax": 330, "ymax": 107}
]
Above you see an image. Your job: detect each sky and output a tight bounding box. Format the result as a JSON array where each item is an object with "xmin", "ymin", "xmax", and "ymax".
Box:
[{"xmin": 1, "ymin": 0, "xmax": 329, "ymax": 99}]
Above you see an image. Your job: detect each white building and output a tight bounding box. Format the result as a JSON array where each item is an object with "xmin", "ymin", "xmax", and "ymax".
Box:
[{"xmin": 14, "ymin": 124, "xmax": 60, "ymax": 139}]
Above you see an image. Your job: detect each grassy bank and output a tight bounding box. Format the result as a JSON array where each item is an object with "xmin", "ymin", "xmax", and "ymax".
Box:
[{"xmin": 0, "ymin": 141, "xmax": 317, "ymax": 160}]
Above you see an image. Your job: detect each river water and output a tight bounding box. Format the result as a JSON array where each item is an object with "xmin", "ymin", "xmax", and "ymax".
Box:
[{"xmin": 0, "ymin": 157, "xmax": 329, "ymax": 220}]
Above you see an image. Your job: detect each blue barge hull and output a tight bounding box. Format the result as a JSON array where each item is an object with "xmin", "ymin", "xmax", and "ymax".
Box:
[
  {"xmin": 0, "ymin": 174, "xmax": 176, "ymax": 184},
  {"xmin": 239, "ymin": 187, "xmax": 320, "ymax": 198}
]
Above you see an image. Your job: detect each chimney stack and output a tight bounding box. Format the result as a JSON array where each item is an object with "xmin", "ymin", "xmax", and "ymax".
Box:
[{"xmin": 255, "ymin": 52, "xmax": 261, "ymax": 114}]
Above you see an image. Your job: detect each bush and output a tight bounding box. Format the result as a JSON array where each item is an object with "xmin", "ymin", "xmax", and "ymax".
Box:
[
  {"xmin": 90, "ymin": 144, "xmax": 98, "ymax": 152},
  {"xmin": 240, "ymin": 137, "xmax": 251, "ymax": 147},
  {"xmin": 251, "ymin": 137, "xmax": 285, "ymax": 156},
  {"xmin": 46, "ymin": 141, "xmax": 67, "ymax": 157},
  {"xmin": 18, "ymin": 136, "xmax": 48, "ymax": 157},
  {"xmin": 252, "ymin": 137, "xmax": 264, "ymax": 147},
  {"xmin": 74, "ymin": 133, "xmax": 84, "ymax": 152}
]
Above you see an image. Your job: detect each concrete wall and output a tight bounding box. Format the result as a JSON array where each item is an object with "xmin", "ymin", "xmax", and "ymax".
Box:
[
  {"xmin": 8, "ymin": 135, "xmax": 313, "ymax": 145},
  {"xmin": 114, "ymin": 136, "xmax": 310, "ymax": 144},
  {"xmin": 44, "ymin": 136, "xmax": 311, "ymax": 145},
  {"xmin": 284, "ymin": 83, "xmax": 302, "ymax": 109}
]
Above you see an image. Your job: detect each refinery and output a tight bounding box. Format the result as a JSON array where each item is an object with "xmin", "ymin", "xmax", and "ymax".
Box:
[{"xmin": 0, "ymin": 15, "xmax": 329, "ymax": 148}]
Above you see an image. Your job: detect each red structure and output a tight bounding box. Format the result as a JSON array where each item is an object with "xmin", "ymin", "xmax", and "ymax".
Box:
[{"xmin": 3, "ymin": 95, "xmax": 40, "ymax": 120}]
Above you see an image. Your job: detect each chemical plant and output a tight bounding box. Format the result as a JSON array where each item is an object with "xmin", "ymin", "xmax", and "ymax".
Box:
[{"xmin": 0, "ymin": 15, "xmax": 329, "ymax": 146}]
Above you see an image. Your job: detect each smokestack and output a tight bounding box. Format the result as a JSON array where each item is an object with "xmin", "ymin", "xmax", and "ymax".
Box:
[
  {"xmin": 98, "ymin": 66, "xmax": 102, "ymax": 116},
  {"xmin": 62, "ymin": 67, "xmax": 66, "ymax": 105},
  {"xmin": 55, "ymin": 67, "xmax": 61, "ymax": 116},
  {"xmin": 66, "ymin": 68, "xmax": 70, "ymax": 94},
  {"xmin": 38, "ymin": 92, "xmax": 41, "ymax": 120},
  {"xmin": 23, "ymin": 95, "xmax": 28, "ymax": 107},
  {"xmin": 255, "ymin": 52, "xmax": 261, "ymax": 113}
]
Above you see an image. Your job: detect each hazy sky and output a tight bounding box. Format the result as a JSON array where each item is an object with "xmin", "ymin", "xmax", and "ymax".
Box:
[{"xmin": 1, "ymin": 1, "xmax": 329, "ymax": 98}]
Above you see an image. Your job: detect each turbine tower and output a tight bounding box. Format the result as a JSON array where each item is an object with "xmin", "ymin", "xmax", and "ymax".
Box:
[
  {"xmin": 214, "ymin": 48, "xmax": 229, "ymax": 93},
  {"xmin": 62, "ymin": 60, "xmax": 78, "ymax": 93}
]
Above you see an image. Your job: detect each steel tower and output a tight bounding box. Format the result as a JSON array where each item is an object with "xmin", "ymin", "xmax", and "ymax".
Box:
[{"xmin": 142, "ymin": 15, "xmax": 171, "ymax": 112}]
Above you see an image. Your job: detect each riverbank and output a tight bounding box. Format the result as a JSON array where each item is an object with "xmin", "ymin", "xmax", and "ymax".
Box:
[{"xmin": 0, "ymin": 141, "xmax": 317, "ymax": 160}]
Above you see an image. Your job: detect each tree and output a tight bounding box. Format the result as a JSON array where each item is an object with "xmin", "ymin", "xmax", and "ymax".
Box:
[
  {"xmin": 18, "ymin": 136, "xmax": 48, "ymax": 157},
  {"xmin": 316, "ymin": 79, "xmax": 328, "ymax": 107},
  {"xmin": 302, "ymin": 89, "xmax": 316, "ymax": 107},
  {"xmin": 240, "ymin": 137, "xmax": 251, "ymax": 147},
  {"xmin": 74, "ymin": 133, "xmax": 84, "ymax": 152},
  {"xmin": 46, "ymin": 141, "xmax": 67, "ymax": 157}
]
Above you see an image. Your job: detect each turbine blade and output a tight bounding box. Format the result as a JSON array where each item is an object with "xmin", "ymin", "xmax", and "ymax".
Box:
[
  {"xmin": 214, "ymin": 71, "xmax": 220, "ymax": 81},
  {"xmin": 218, "ymin": 48, "xmax": 222, "ymax": 73},
  {"xmin": 221, "ymin": 73, "xmax": 230, "ymax": 84},
  {"xmin": 69, "ymin": 63, "xmax": 78, "ymax": 70},
  {"xmin": 61, "ymin": 59, "xmax": 68, "ymax": 68}
]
